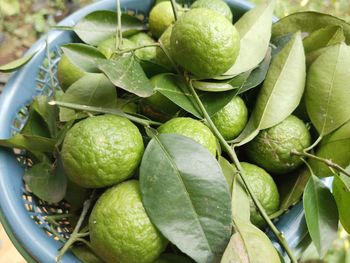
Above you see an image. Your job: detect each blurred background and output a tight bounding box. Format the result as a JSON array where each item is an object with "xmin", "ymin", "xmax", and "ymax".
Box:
[{"xmin": 0, "ymin": 0, "xmax": 350, "ymax": 262}]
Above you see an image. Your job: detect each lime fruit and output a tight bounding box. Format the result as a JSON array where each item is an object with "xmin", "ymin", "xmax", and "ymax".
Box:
[
  {"xmin": 57, "ymin": 54, "xmax": 85, "ymax": 91},
  {"xmin": 241, "ymin": 162, "xmax": 280, "ymax": 227},
  {"xmin": 212, "ymin": 96, "xmax": 248, "ymax": 140},
  {"xmin": 158, "ymin": 117, "xmax": 217, "ymax": 156},
  {"xmin": 155, "ymin": 25, "xmax": 174, "ymax": 70},
  {"xmin": 89, "ymin": 180, "xmax": 168, "ymax": 263},
  {"xmin": 129, "ymin": 32, "xmax": 157, "ymax": 61},
  {"xmin": 61, "ymin": 115, "xmax": 144, "ymax": 188},
  {"xmin": 170, "ymin": 8, "xmax": 240, "ymax": 78},
  {"xmin": 191, "ymin": 0, "xmax": 233, "ymax": 21},
  {"xmin": 149, "ymin": 2, "xmax": 176, "ymax": 39},
  {"xmin": 245, "ymin": 115, "xmax": 311, "ymax": 175},
  {"xmin": 97, "ymin": 37, "xmax": 136, "ymax": 58}
]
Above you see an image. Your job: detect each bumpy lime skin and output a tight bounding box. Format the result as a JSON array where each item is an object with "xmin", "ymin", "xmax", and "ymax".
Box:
[
  {"xmin": 149, "ymin": 2, "xmax": 175, "ymax": 39},
  {"xmin": 61, "ymin": 115, "xmax": 144, "ymax": 188},
  {"xmin": 191, "ymin": 0, "xmax": 233, "ymax": 22},
  {"xmin": 57, "ymin": 54, "xmax": 85, "ymax": 91},
  {"xmin": 129, "ymin": 32, "xmax": 157, "ymax": 61},
  {"xmin": 170, "ymin": 8, "xmax": 240, "ymax": 78},
  {"xmin": 97, "ymin": 37, "xmax": 136, "ymax": 58},
  {"xmin": 241, "ymin": 162, "xmax": 280, "ymax": 227},
  {"xmin": 212, "ymin": 96, "xmax": 248, "ymax": 140},
  {"xmin": 245, "ymin": 115, "xmax": 311, "ymax": 175},
  {"xmin": 89, "ymin": 180, "xmax": 168, "ymax": 263},
  {"xmin": 158, "ymin": 117, "xmax": 217, "ymax": 156}
]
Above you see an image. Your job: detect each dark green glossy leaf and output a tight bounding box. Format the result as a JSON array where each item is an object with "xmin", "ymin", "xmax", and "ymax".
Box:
[
  {"xmin": 59, "ymin": 73, "xmax": 117, "ymax": 121},
  {"xmin": 234, "ymin": 48, "xmax": 272, "ymax": 95},
  {"xmin": 224, "ymin": 1, "xmax": 275, "ymax": 76},
  {"xmin": 140, "ymin": 134, "xmax": 232, "ymax": 263},
  {"xmin": 272, "ymin": 12, "xmax": 350, "ymax": 44},
  {"xmin": 303, "ymin": 26, "xmax": 345, "ymax": 54},
  {"xmin": 0, "ymin": 134, "xmax": 56, "ymax": 153},
  {"xmin": 305, "ymin": 43, "xmax": 350, "ymax": 136},
  {"xmin": 0, "ymin": 52, "xmax": 37, "ymax": 72},
  {"xmin": 234, "ymin": 32, "xmax": 305, "ymax": 146},
  {"xmin": 303, "ymin": 174, "xmax": 338, "ymax": 257},
  {"xmin": 24, "ymin": 157, "xmax": 67, "ymax": 203},
  {"xmin": 64, "ymin": 179, "xmax": 90, "ymax": 212},
  {"xmin": 309, "ymin": 121, "xmax": 350, "ymax": 178},
  {"xmin": 74, "ymin": 11, "xmax": 146, "ymax": 45},
  {"xmin": 221, "ymin": 220, "xmax": 281, "ymax": 263},
  {"xmin": 333, "ymin": 168, "xmax": 350, "ymax": 234},
  {"xmin": 61, "ymin": 43, "xmax": 105, "ymax": 73},
  {"xmin": 97, "ymin": 55, "xmax": 154, "ymax": 97}
]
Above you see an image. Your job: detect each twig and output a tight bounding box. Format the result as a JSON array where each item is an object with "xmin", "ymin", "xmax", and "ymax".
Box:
[
  {"xmin": 170, "ymin": 0, "xmax": 179, "ymax": 21},
  {"xmin": 114, "ymin": 43, "xmax": 160, "ymax": 55},
  {"xmin": 291, "ymin": 149, "xmax": 350, "ymax": 177},
  {"xmin": 116, "ymin": 0, "xmax": 123, "ymax": 50}
]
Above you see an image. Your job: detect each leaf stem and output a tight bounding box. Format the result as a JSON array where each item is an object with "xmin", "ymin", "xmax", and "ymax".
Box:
[
  {"xmin": 187, "ymin": 80, "xmax": 297, "ymax": 263},
  {"xmin": 49, "ymin": 101, "xmax": 162, "ymax": 127},
  {"xmin": 291, "ymin": 149, "xmax": 350, "ymax": 177},
  {"xmin": 56, "ymin": 191, "xmax": 95, "ymax": 262},
  {"xmin": 170, "ymin": 0, "xmax": 179, "ymax": 21},
  {"xmin": 304, "ymin": 135, "xmax": 323, "ymax": 152},
  {"xmin": 116, "ymin": 43, "xmax": 160, "ymax": 55},
  {"xmin": 116, "ymin": 0, "xmax": 123, "ymax": 50}
]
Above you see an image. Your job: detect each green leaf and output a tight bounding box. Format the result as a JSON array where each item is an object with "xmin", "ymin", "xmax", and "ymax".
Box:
[
  {"xmin": 61, "ymin": 43, "xmax": 106, "ymax": 73},
  {"xmin": 309, "ymin": 121, "xmax": 350, "ymax": 178},
  {"xmin": 152, "ymin": 73, "xmax": 238, "ymax": 118},
  {"xmin": 305, "ymin": 43, "xmax": 350, "ymax": 136},
  {"xmin": 333, "ymin": 168, "xmax": 350, "ymax": 234},
  {"xmin": 221, "ymin": 220, "xmax": 281, "ymax": 263},
  {"xmin": 24, "ymin": 158, "xmax": 67, "ymax": 203},
  {"xmin": 59, "ymin": 73, "xmax": 117, "ymax": 122},
  {"xmin": 272, "ymin": 12, "xmax": 350, "ymax": 45},
  {"xmin": 303, "ymin": 174, "xmax": 338, "ymax": 257},
  {"xmin": 64, "ymin": 179, "xmax": 90, "ymax": 212},
  {"xmin": 0, "ymin": 52, "xmax": 37, "ymax": 73},
  {"xmin": 234, "ymin": 48, "xmax": 272, "ymax": 95},
  {"xmin": 74, "ymin": 11, "xmax": 146, "ymax": 46},
  {"xmin": 218, "ymin": 156, "xmax": 235, "ymax": 192},
  {"xmin": 0, "ymin": 134, "xmax": 56, "ymax": 153},
  {"xmin": 192, "ymin": 81, "xmax": 237, "ymax": 92},
  {"xmin": 231, "ymin": 172, "xmax": 250, "ymax": 222},
  {"xmin": 303, "ymin": 26, "xmax": 345, "ymax": 54},
  {"xmin": 96, "ymin": 55, "xmax": 154, "ymax": 98},
  {"xmin": 140, "ymin": 134, "xmax": 232, "ymax": 263},
  {"xmin": 234, "ymin": 32, "xmax": 305, "ymax": 146},
  {"xmin": 223, "ymin": 1, "xmax": 275, "ymax": 76}
]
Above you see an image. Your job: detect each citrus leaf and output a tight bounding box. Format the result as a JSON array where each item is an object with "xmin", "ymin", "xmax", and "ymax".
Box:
[
  {"xmin": 140, "ymin": 134, "xmax": 232, "ymax": 263},
  {"xmin": 0, "ymin": 134, "xmax": 56, "ymax": 153},
  {"xmin": 272, "ymin": 12, "xmax": 350, "ymax": 45},
  {"xmin": 221, "ymin": 220, "xmax": 281, "ymax": 263},
  {"xmin": 193, "ymin": 81, "xmax": 236, "ymax": 92},
  {"xmin": 61, "ymin": 43, "xmax": 105, "ymax": 73},
  {"xmin": 303, "ymin": 25, "xmax": 345, "ymax": 54},
  {"xmin": 231, "ymin": 172, "xmax": 250, "ymax": 222},
  {"xmin": 234, "ymin": 32, "xmax": 305, "ymax": 146},
  {"xmin": 97, "ymin": 54, "xmax": 154, "ymax": 98},
  {"xmin": 218, "ymin": 156, "xmax": 235, "ymax": 192},
  {"xmin": 333, "ymin": 168, "xmax": 350, "ymax": 234},
  {"xmin": 303, "ymin": 174, "xmax": 338, "ymax": 257},
  {"xmin": 223, "ymin": 1, "xmax": 275, "ymax": 76},
  {"xmin": 74, "ymin": 11, "xmax": 146, "ymax": 46},
  {"xmin": 306, "ymin": 43, "xmax": 350, "ymax": 136},
  {"xmin": 24, "ymin": 157, "xmax": 67, "ymax": 203},
  {"xmin": 0, "ymin": 51, "xmax": 37, "ymax": 72},
  {"xmin": 309, "ymin": 121, "xmax": 350, "ymax": 178},
  {"xmin": 59, "ymin": 73, "xmax": 117, "ymax": 122}
]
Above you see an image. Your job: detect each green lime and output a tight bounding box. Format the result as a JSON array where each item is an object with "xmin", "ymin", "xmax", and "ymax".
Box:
[
  {"xmin": 61, "ymin": 115, "xmax": 144, "ymax": 188},
  {"xmin": 149, "ymin": 2, "xmax": 176, "ymax": 39},
  {"xmin": 129, "ymin": 32, "xmax": 157, "ymax": 61},
  {"xmin": 191, "ymin": 0, "xmax": 233, "ymax": 21},
  {"xmin": 89, "ymin": 180, "xmax": 168, "ymax": 263},
  {"xmin": 57, "ymin": 54, "xmax": 85, "ymax": 91},
  {"xmin": 212, "ymin": 96, "xmax": 248, "ymax": 140},
  {"xmin": 155, "ymin": 25, "xmax": 174, "ymax": 70},
  {"xmin": 245, "ymin": 115, "xmax": 311, "ymax": 175},
  {"xmin": 158, "ymin": 117, "xmax": 217, "ymax": 156},
  {"xmin": 97, "ymin": 37, "xmax": 136, "ymax": 58},
  {"xmin": 170, "ymin": 8, "xmax": 240, "ymax": 78},
  {"xmin": 241, "ymin": 162, "xmax": 280, "ymax": 227}
]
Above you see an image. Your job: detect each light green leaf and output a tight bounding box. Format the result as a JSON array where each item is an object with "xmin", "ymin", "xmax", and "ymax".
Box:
[
  {"xmin": 223, "ymin": 1, "xmax": 275, "ymax": 76},
  {"xmin": 305, "ymin": 43, "xmax": 350, "ymax": 136},
  {"xmin": 234, "ymin": 32, "xmax": 305, "ymax": 146},
  {"xmin": 0, "ymin": 52, "xmax": 37, "ymax": 73}
]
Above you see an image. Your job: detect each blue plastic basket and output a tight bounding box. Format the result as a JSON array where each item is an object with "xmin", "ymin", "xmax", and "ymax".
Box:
[{"xmin": 0, "ymin": 0, "xmax": 320, "ymax": 262}]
